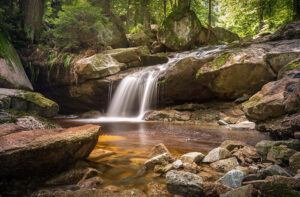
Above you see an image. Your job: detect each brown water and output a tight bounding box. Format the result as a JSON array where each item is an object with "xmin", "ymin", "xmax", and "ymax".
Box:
[{"xmin": 55, "ymin": 119, "xmax": 270, "ymax": 191}]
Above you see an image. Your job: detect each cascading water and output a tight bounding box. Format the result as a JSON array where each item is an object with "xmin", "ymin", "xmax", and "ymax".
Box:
[{"xmin": 99, "ymin": 45, "xmax": 226, "ymax": 122}]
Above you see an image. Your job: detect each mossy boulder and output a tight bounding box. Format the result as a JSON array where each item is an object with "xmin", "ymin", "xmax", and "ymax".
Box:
[
  {"xmin": 158, "ymin": 8, "xmax": 203, "ymax": 51},
  {"xmin": 0, "ymin": 31, "xmax": 33, "ymax": 90},
  {"xmin": 104, "ymin": 46, "xmax": 150, "ymax": 65},
  {"xmin": 278, "ymin": 58, "xmax": 300, "ymax": 79},
  {"xmin": 74, "ymin": 53, "xmax": 123, "ymax": 83},
  {"xmin": 289, "ymin": 152, "xmax": 300, "ymax": 173},
  {"xmin": 0, "ymin": 88, "xmax": 59, "ymax": 118},
  {"xmin": 212, "ymin": 27, "xmax": 240, "ymax": 43}
]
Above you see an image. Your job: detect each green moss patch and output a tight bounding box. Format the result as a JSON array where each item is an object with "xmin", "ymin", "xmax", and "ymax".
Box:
[
  {"xmin": 211, "ymin": 53, "xmax": 231, "ymax": 68},
  {"xmin": 278, "ymin": 58, "xmax": 300, "ymax": 78}
]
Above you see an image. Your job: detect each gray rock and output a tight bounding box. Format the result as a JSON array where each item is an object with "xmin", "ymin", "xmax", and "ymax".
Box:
[
  {"xmin": 203, "ymin": 147, "xmax": 231, "ymax": 163},
  {"xmin": 226, "ymin": 121, "xmax": 255, "ymax": 130},
  {"xmin": 166, "ymin": 170, "xmax": 203, "ymax": 197},
  {"xmin": 216, "ymin": 170, "xmax": 245, "ymax": 189},
  {"xmin": 172, "ymin": 160, "xmax": 183, "ymax": 169},
  {"xmin": 210, "ymin": 157, "xmax": 239, "ymax": 172},
  {"xmin": 255, "ymin": 140, "xmax": 300, "ymax": 159},
  {"xmin": 267, "ymin": 145, "xmax": 296, "ymax": 164},
  {"xmin": 262, "ymin": 165, "xmax": 292, "ymax": 178},
  {"xmin": 180, "ymin": 152, "xmax": 205, "ymax": 164},
  {"xmin": 218, "ymin": 120, "xmax": 229, "ymax": 125},
  {"xmin": 144, "ymin": 153, "xmax": 171, "ymax": 169},
  {"xmin": 220, "ymin": 184, "xmax": 253, "ymax": 197}
]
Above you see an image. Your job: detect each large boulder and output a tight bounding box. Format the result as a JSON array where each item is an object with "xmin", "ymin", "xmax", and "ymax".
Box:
[
  {"xmin": 159, "ymin": 39, "xmax": 300, "ymax": 106},
  {"xmin": 0, "ymin": 124, "xmax": 100, "ymax": 178},
  {"xmin": 158, "ymin": 9, "xmax": 203, "ymax": 51},
  {"xmin": 74, "ymin": 54, "xmax": 123, "ymax": 83},
  {"xmin": 0, "ymin": 88, "xmax": 59, "ymax": 118},
  {"xmin": 212, "ymin": 27, "xmax": 240, "ymax": 43},
  {"xmin": 243, "ymin": 73, "xmax": 299, "ymax": 121},
  {"xmin": 166, "ymin": 170, "xmax": 203, "ymax": 197},
  {"xmin": 0, "ymin": 31, "xmax": 33, "ymax": 90}
]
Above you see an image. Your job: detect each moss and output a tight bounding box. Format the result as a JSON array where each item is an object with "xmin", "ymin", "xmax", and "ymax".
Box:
[
  {"xmin": 278, "ymin": 59, "xmax": 300, "ymax": 78},
  {"xmin": 210, "ymin": 53, "xmax": 231, "ymax": 68},
  {"xmin": 271, "ymin": 145, "xmax": 287, "ymax": 151},
  {"xmin": 0, "ymin": 31, "xmax": 23, "ymax": 71},
  {"xmin": 0, "ymin": 117, "xmax": 17, "ymax": 124},
  {"xmin": 196, "ymin": 69, "xmax": 202, "ymax": 79},
  {"xmin": 157, "ymin": 79, "xmax": 167, "ymax": 85}
]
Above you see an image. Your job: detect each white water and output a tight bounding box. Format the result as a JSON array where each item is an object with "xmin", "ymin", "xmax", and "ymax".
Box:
[{"xmin": 97, "ymin": 45, "xmax": 226, "ymax": 122}]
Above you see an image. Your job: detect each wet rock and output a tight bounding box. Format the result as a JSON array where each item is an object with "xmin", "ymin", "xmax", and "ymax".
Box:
[
  {"xmin": 233, "ymin": 146, "xmax": 260, "ymax": 165},
  {"xmin": 144, "ymin": 153, "xmax": 172, "ymax": 169},
  {"xmin": 144, "ymin": 110, "xmax": 191, "ymax": 121},
  {"xmin": 166, "ymin": 170, "xmax": 203, "ymax": 197},
  {"xmin": 16, "ymin": 116, "xmax": 59, "ymax": 130},
  {"xmin": 203, "ymin": 182, "xmax": 232, "ymax": 197},
  {"xmin": 289, "ymin": 152, "xmax": 300, "ymax": 173},
  {"xmin": 79, "ymin": 110, "xmax": 102, "ymax": 119},
  {"xmin": 234, "ymin": 95, "xmax": 249, "ymax": 104},
  {"xmin": 147, "ymin": 182, "xmax": 172, "ymax": 197},
  {"xmin": 243, "ymin": 175, "xmax": 300, "ymax": 196},
  {"xmin": 262, "ymin": 165, "xmax": 292, "ymax": 178},
  {"xmin": 77, "ymin": 176, "xmax": 103, "ymax": 189},
  {"xmin": 203, "ymin": 147, "xmax": 231, "ymax": 163},
  {"xmin": 267, "ymin": 145, "xmax": 297, "ymax": 164},
  {"xmin": 216, "ymin": 170, "xmax": 245, "ymax": 189},
  {"xmin": 243, "ymin": 174, "xmax": 263, "ymax": 182},
  {"xmin": 0, "ymin": 88, "xmax": 59, "ymax": 118},
  {"xmin": 226, "ymin": 121, "xmax": 255, "ymax": 130},
  {"xmin": 32, "ymin": 188, "xmax": 146, "ymax": 197},
  {"xmin": 210, "ymin": 157, "xmax": 239, "ymax": 173},
  {"xmin": 295, "ymin": 132, "xmax": 300, "ymax": 139},
  {"xmin": 0, "ymin": 125, "xmax": 100, "ymax": 178},
  {"xmin": 255, "ymin": 140, "xmax": 300, "ymax": 159},
  {"xmin": 183, "ymin": 162, "xmax": 201, "ymax": 174},
  {"xmin": 172, "ymin": 160, "xmax": 183, "ymax": 169},
  {"xmin": 234, "ymin": 166, "xmax": 250, "ymax": 176},
  {"xmin": 149, "ymin": 143, "xmax": 171, "ymax": 158},
  {"xmin": 220, "ymin": 140, "xmax": 247, "ymax": 152},
  {"xmin": 266, "ymin": 22, "xmax": 300, "ymax": 41},
  {"xmin": 218, "ymin": 120, "xmax": 229, "ymax": 125},
  {"xmin": 45, "ymin": 168, "xmax": 101, "ymax": 186},
  {"xmin": 140, "ymin": 54, "xmax": 169, "ymax": 67},
  {"xmin": 220, "ymin": 184, "xmax": 253, "ymax": 197},
  {"xmin": 180, "ymin": 152, "xmax": 205, "ymax": 164},
  {"xmin": 87, "ymin": 149, "xmax": 116, "ymax": 161},
  {"xmin": 154, "ymin": 164, "xmax": 173, "ymax": 174}
]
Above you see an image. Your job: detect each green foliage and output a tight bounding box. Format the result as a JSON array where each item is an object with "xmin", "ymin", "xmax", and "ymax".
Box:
[
  {"xmin": 50, "ymin": 2, "xmax": 107, "ymax": 51},
  {"xmin": 217, "ymin": 0, "xmax": 294, "ymax": 37},
  {"xmin": 63, "ymin": 55, "xmax": 72, "ymax": 69},
  {"xmin": 49, "ymin": 51, "xmax": 57, "ymax": 67},
  {"xmin": 130, "ymin": 24, "xmax": 145, "ymax": 34}
]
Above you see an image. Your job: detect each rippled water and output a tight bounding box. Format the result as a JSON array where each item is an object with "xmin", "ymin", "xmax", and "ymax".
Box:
[{"xmin": 55, "ymin": 119, "xmax": 270, "ymax": 191}]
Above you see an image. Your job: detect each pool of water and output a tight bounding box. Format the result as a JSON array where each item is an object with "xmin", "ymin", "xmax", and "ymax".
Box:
[{"xmin": 55, "ymin": 119, "xmax": 270, "ymax": 191}]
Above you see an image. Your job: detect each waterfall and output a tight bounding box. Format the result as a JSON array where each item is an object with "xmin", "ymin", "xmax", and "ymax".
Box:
[{"xmin": 99, "ymin": 45, "xmax": 226, "ymax": 122}]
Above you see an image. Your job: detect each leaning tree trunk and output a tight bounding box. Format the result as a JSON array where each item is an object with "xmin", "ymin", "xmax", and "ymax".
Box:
[
  {"xmin": 294, "ymin": 0, "xmax": 300, "ymax": 21},
  {"xmin": 23, "ymin": 0, "xmax": 43, "ymax": 42}
]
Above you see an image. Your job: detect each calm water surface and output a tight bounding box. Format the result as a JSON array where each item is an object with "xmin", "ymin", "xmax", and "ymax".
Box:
[{"xmin": 55, "ymin": 119, "xmax": 270, "ymax": 191}]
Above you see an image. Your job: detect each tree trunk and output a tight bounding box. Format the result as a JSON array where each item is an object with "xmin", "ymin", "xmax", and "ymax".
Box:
[
  {"xmin": 178, "ymin": 0, "xmax": 190, "ymax": 10},
  {"xmin": 294, "ymin": 0, "xmax": 300, "ymax": 21},
  {"xmin": 164, "ymin": 0, "xmax": 167, "ymax": 19},
  {"xmin": 208, "ymin": 0, "xmax": 212, "ymax": 27},
  {"xmin": 127, "ymin": 0, "xmax": 131, "ymax": 32},
  {"xmin": 257, "ymin": 1, "xmax": 265, "ymax": 31},
  {"xmin": 169, "ymin": 0, "xmax": 173, "ymax": 9},
  {"xmin": 23, "ymin": 0, "xmax": 43, "ymax": 42},
  {"xmin": 142, "ymin": 0, "xmax": 151, "ymax": 30},
  {"xmin": 104, "ymin": 0, "xmax": 111, "ymax": 16}
]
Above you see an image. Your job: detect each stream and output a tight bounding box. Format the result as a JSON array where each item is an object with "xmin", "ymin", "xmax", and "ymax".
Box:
[{"xmin": 55, "ymin": 118, "xmax": 270, "ymax": 192}]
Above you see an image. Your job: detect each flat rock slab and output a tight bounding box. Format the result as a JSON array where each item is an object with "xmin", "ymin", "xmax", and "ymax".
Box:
[{"xmin": 0, "ymin": 124, "xmax": 100, "ymax": 178}]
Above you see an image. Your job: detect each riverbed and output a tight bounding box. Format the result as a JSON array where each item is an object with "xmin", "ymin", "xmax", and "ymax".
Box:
[{"xmin": 55, "ymin": 118, "xmax": 270, "ymax": 192}]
